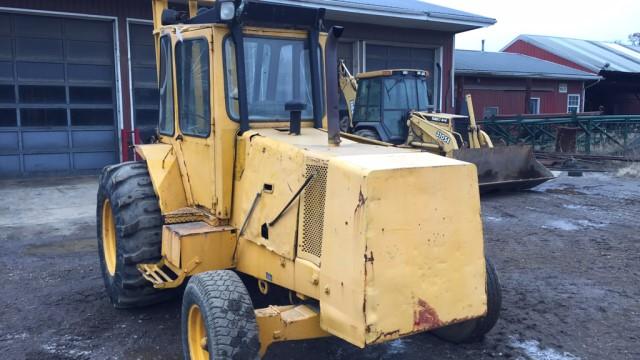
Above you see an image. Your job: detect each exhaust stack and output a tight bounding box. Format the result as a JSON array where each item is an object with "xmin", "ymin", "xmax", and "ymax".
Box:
[{"xmin": 325, "ymin": 26, "xmax": 344, "ymax": 146}]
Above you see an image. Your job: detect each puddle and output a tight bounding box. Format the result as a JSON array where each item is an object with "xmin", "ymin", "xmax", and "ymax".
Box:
[
  {"xmin": 24, "ymin": 238, "xmax": 96, "ymax": 256},
  {"xmin": 385, "ymin": 339, "xmax": 407, "ymax": 355},
  {"xmin": 544, "ymin": 188, "xmax": 587, "ymax": 196},
  {"xmin": 510, "ymin": 337, "xmax": 580, "ymax": 360}
]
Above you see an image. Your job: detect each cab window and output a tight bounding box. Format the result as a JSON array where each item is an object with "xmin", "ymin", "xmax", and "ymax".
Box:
[
  {"xmin": 353, "ymin": 78, "xmax": 381, "ymax": 123},
  {"xmin": 176, "ymin": 38, "xmax": 210, "ymax": 137},
  {"xmin": 224, "ymin": 36, "xmax": 318, "ymax": 122},
  {"xmin": 158, "ymin": 36, "xmax": 174, "ymax": 135}
]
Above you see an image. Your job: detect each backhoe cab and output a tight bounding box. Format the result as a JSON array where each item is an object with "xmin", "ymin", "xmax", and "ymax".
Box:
[{"xmin": 96, "ymin": 1, "xmax": 501, "ymax": 358}]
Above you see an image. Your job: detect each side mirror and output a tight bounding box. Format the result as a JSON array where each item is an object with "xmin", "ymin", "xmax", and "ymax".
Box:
[{"xmin": 285, "ymin": 101, "xmax": 307, "ymax": 136}]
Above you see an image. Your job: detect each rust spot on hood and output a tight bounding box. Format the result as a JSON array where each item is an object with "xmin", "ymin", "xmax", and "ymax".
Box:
[
  {"xmin": 354, "ymin": 188, "xmax": 367, "ymax": 216},
  {"xmin": 414, "ymin": 299, "xmax": 442, "ymax": 330}
]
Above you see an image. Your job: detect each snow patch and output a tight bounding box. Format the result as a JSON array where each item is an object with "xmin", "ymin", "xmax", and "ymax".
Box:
[
  {"xmin": 485, "ymin": 216, "xmax": 504, "ymax": 222},
  {"xmin": 386, "ymin": 339, "xmax": 407, "ymax": 355},
  {"xmin": 616, "ymin": 163, "xmax": 640, "ymax": 178},
  {"xmin": 543, "ymin": 220, "xmax": 579, "ymax": 231},
  {"xmin": 510, "ymin": 337, "xmax": 580, "ymax": 360}
]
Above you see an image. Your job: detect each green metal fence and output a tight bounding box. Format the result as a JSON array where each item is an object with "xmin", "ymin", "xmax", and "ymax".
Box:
[{"xmin": 478, "ymin": 113, "xmax": 640, "ymax": 156}]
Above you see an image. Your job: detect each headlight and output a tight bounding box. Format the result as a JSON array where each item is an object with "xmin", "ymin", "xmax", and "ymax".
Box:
[{"xmin": 220, "ymin": 1, "xmax": 235, "ymax": 21}]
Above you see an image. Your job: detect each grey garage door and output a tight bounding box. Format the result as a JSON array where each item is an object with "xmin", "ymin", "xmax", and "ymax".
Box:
[
  {"xmin": 365, "ymin": 44, "xmax": 436, "ymax": 109},
  {"xmin": 0, "ymin": 13, "xmax": 118, "ymax": 176}
]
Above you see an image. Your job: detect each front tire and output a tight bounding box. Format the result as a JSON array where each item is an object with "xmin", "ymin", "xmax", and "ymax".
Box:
[
  {"xmin": 354, "ymin": 128, "xmax": 381, "ymax": 141},
  {"xmin": 432, "ymin": 258, "xmax": 502, "ymax": 343},
  {"xmin": 182, "ymin": 270, "xmax": 260, "ymax": 360},
  {"xmin": 97, "ymin": 161, "xmax": 178, "ymax": 308}
]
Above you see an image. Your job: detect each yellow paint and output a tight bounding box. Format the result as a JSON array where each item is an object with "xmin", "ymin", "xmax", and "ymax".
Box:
[
  {"xmin": 255, "ymin": 305, "xmax": 329, "ymax": 356},
  {"xmin": 162, "ymin": 222, "xmax": 236, "ymax": 274},
  {"xmin": 187, "ymin": 304, "xmax": 209, "ymax": 360},
  {"xmin": 101, "ymin": 199, "xmax": 116, "ymax": 276},
  {"xmin": 135, "ymin": 144, "xmax": 188, "ymax": 213}
]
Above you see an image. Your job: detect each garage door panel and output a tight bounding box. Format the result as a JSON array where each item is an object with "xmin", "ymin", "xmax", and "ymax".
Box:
[
  {"xmin": 15, "ymin": 38, "xmax": 64, "ymax": 61},
  {"xmin": 73, "ymin": 152, "xmax": 115, "ymax": 170},
  {"xmin": 24, "ymin": 153, "xmax": 70, "ymax": 172},
  {"xmin": 72, "ymin": 130, "xmax": 115, "ymax": 148},
  {"xmin": 16, "ymin": 62, "xmax": 65, "ymax": 82},
  {"xmin": 20, "ymin": 109, "xmax": 67, "ymax": 127},
  {"xmin": 22, "ymin": 131, "xmax": 69, "ymax": 150},
  {"xmin": 0, "ymin": 109, "xmax": 17, "ymax": 127},
  {"xmin": 0, "ymin": 155, "xmax": 20, "ymax": 175},
  {"xmin": 0, "ymin": 14, "xmax": 10, "ymax": 35},
  {"xmin": 66, "ymin": 40, "xmax": 114, "ymax": 64},
  {"xmin": 0, "ymin": 38, "xmax": 12, "ymax": 60},
  {"xmin": 14, "ymin": 15, "xmax": 63, "ymax": 38},
  {"xmin": 67, "ymin": 64, "xmax": 113, "ymax": 83},
  {"xmin": 64, "ymin": 19, "xmax": 112, "ymax": 42},
  {"xmin": 0, "ymin": 62, "xmax": 13, "ymax": 80},
  {"xmin": 69, "ymin": 86, "xmax": 113, "ymax": 104},
  {"xmin": 0, "ymin": 132, "xmax": 18, "ymax": 151}
]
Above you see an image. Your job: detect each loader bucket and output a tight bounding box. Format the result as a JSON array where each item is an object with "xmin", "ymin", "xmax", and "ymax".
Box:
[{"xmin": 453, "ymin": 145, "xmax": 554, "ymax": 193}]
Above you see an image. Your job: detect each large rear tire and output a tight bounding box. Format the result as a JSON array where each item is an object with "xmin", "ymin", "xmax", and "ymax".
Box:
[
  {"xmin": 432, "ymin": 258, "xmax": 502, "ymax": 343},
  {"xmin": 97, "ymin": 161, "xmax": 178, "ymax": 308},
  {"xmin": 182, "ymin": 270, "xmax": 260, "ymax": 360},
  {"xmin": 354, "ymin": 128, "xmax": 381, "ymax": 141}
]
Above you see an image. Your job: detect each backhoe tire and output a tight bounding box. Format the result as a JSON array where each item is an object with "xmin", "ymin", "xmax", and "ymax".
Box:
[
  {"xmin": 432, "ymin": 258, "xmax": 501, "ymax": 343},
  {"xmin": 182, "ymin": 270, "xmax": 260, "ymax": 360},
  {"xmin": 339, "ymin": 115, "xmax": 350, "ymax": 132},
  {"xmin": 354, "ymin": 128, "xmax": 381, "ymax": 141},
  {"xmin": 97, "ymin": 161, "xmax": 178, "ymax": 308}
]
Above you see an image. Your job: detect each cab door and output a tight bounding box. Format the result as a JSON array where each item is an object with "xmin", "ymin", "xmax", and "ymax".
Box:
[{"xmin": 173, "ymin": 29, "xmax": 217, "ymax": 210}]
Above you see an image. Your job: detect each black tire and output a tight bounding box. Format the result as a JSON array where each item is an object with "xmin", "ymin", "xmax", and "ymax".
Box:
[
  {"xmin": 182, "ymin": 270, "xmax": 260, "ymax": 360},
  {"xmin": 339, "ymin": 115, "xmax": 351, "ymax": 132},
  {"xmin": 96, "ymin": 161, "xmax": 178, "ymax": 308},
  {"xmin": 354, "ymin": 128, "xmax": 381, "ymax": 141},
  {"xmin": 432, "ymin": 258, "xmax": 502, "ymax": 343}
]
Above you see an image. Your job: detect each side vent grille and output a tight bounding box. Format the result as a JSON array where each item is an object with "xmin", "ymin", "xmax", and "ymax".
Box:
[{"xmin": 300, "ymin": 160, "xmax": 328, "ymax": 264}]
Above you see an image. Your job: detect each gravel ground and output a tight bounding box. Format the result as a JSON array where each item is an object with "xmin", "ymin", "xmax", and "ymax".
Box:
[{"xmin": 0, "ymin": 171, "xmax": 638, "ymax": 360}]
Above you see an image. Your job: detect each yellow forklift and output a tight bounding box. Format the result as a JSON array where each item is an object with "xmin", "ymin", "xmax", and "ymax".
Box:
[{"xmin": 96, "ymin": 1, "xmax": 501, "ymax": 358}]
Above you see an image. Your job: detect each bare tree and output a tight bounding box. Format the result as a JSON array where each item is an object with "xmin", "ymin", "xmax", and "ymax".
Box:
[{"xmin": 629, "ymin": 32, "xmax": 640, "ymax": 46}]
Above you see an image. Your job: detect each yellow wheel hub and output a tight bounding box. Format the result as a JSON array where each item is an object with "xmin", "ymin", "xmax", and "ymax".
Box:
[
  {"xmin": 101, "ymin": 199, "xmax": 117, "ymax": 276},
  {"xmin": 188, "ymin": 304, "xmax": 210, "ymax": 360}
]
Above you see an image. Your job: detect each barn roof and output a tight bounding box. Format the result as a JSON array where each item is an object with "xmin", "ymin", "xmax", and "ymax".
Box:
[
  {"xmin": 262, "ymin": 0, "xmax": 496, "ymax": 32},
  {"xmin": 502, "ymin": 35, "xmax": 640, "ymax": 74},
  {"xmin": 455, "ymin": 50, "xmax": 601, "ymax": 80}
]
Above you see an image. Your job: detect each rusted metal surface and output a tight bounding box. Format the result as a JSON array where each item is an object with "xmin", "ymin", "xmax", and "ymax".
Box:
[{"xmin": 413, "ymin": 299, "xmax": 442, "ymax": 330}]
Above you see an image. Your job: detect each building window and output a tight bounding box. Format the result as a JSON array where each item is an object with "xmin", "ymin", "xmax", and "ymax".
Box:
[
  {"xmin": 528, "ymin": 97, "xmax": 541, "ymax": 114},
  {"xmin": 483, "ymin": 106, "xmax": 499, "ymax": 119},
  {"xmin": 567, "ymin": 94, "xmax": 580, "ymax": 113},
  {"xmin": 559, "ymin": 83, "xmax": 568, "ymax": 93}
]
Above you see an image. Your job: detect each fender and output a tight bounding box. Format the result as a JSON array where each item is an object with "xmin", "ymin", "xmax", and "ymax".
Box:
[{"xmin": 136, "ymin": 143, "xmax": 188, "ymax": 213}]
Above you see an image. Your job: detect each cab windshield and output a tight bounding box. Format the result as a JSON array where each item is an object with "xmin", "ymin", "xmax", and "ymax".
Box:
[{"xmin": 225, "ymin": 36, "xmax": 317, "ymax": 121}]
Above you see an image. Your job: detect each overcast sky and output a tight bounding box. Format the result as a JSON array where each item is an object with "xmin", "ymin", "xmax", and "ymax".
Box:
[{"xmin": 424, "ymin": 0, "xmax": 640, "ymax": 51}]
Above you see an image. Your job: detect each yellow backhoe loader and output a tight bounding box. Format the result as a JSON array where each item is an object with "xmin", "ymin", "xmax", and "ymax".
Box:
[
  {"xmin": 96, "ymin": 1, "xmax": 501, "ymax": 359},
  {"xmin": 339, "ymin": 62, "xmax": 554, "ymax": 192}
]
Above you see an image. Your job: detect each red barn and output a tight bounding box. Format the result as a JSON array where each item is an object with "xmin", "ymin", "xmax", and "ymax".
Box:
[
  {"xmin": 503, "ymin": 35, "xmax": 640, "ymax": 115},
  {"xmin": 454, "ymin": 50, "xmax": 600, "ymax": 118}
]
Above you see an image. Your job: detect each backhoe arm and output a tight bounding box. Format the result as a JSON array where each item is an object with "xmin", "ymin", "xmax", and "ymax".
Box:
[
  {"xmin": 339, "ymin": 60, "xmax": 358, "ymax": 123},
  {"xmin": 405, "ymin": 112, "xmax": 460, "ymax": 156}
]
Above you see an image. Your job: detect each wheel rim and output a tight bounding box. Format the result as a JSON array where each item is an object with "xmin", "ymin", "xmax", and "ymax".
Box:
[
  {"xmin": 188, "ymin": 304, "xmax": 210, "ymax": 360},
  {"xmin": 101, "ymin": 199, "xmax": 117, "ymax": 276}
]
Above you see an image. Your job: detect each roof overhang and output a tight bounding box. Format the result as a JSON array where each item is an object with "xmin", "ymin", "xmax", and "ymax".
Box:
[
  {"xmin": 456, "ymin": 70, "xmax": 601, "ymax": 81},
  {"xmin": 257, "ymin": 0, "xmax": 496, "ymax": 33}
]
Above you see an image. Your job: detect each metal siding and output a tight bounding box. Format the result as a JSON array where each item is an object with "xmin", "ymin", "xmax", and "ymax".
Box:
[
  {"xmin": 504, "ymin": 40, "xmax": 594, "ymax": 74},
  {"xmin": 461, "ymin": 76, "xmax": 585, "ymax": 116}
]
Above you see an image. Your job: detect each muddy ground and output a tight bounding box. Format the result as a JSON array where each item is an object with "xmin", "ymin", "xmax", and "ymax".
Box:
[{"xmin": 0, "ymin": 171, "xmax": 639, "ymax": 360}]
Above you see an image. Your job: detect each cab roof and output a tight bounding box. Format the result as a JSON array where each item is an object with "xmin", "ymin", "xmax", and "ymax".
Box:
[{"xmin": 356, "ymin": 69, "xmax": 430, "ymax": 79}]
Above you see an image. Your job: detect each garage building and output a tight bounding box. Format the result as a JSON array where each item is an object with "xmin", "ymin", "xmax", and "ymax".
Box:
[{"xmin": 0, "ymin": 0, "xmax": 494, "ymax": 176}]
